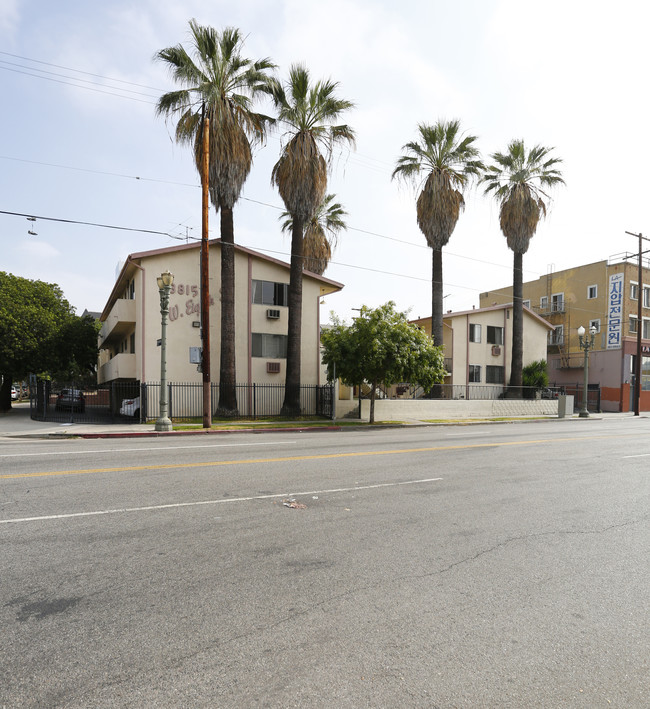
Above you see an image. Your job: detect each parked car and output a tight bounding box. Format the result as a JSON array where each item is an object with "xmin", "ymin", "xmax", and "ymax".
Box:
[
  {"xmin": 55, "ymin": 389, "xmax": 85, "ymax": 413},
  {"xmin": 120, "ymin": 396, "xmax": 140, "ymax": 419},
  {"xmin": 11, "ymin": 386, "xmax": 18, "ymax": 400}
]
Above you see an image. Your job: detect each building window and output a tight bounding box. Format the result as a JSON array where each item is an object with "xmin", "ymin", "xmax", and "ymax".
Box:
[
  {"xmin": 644, "ymin": 319, "xmax": 650, "ymax": 340},
  {"xmin": 486, "ymin": 365, "xmax": 505, "ymax": 384},
  {"xmin": 549, "ymin": 324, "xmax": 564, "ymax": 345},
  {"xmin": 644, "ymin": 287, "xmax": 650, "ymax": 308},
  {"xmin": 551, "ymin": 293, "xmax": 564, "ymax": 312},
  {"xmin": 630, "ymin": 316, "xmax": 638, "ymax": 334},
  {"xmin": 589, "ymin": 319, "xmax": 600, "ymax": 334},
  {"xmin": 468, "ymin": 365, "xmax": 481, "ymax": 383},
  {"xmin": 252, "ymin": 333, "xmax": 288, "ymax": 358},
  {"xmin": 631, "ymin": 282, "xmax": 638, "ymax": 300},
  {"xmin": 587, "ymin": 285, "xmax": 597, "ymax": 299},
  {"xmin": 252, "ymin": 280, "xmax": 289, "ymax": 307},
  {"xmin": 130, "ymin": 332, "xmax": 136, "ymax": 353},
  {"xmin": 635, "ymin": 356, "xmax": 650, "ymax": 390},
  {"xmin": 522, "ymin": 300, "xmax": 531, "ymax": 308},
  {"xmin": 469, "ymin": 323, "xmax": 481, "ymax": 343},
  {"xmin": 487, "ymin": 326, "xmax": 504, "ymax": 345},
  {"xmin": 540, "ymin": 295, "xmax": 548, "ymax": 310}
]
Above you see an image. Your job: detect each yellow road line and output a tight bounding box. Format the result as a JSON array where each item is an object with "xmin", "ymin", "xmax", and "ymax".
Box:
[{"xmin": 0, "ymin": 433, "xmax": 630, "ymax": 480}]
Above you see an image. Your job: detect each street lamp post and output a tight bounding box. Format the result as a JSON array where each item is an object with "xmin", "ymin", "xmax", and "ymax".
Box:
[
  {"xmin": 155, "ymin": 270, "xmax": 174, "ymax": 432},
  {"xmin": 577, "ymin": 325, "xmax": 596, "ymax": 418}
]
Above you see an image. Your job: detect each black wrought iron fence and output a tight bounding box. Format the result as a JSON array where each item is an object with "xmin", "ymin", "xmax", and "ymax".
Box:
[{"xmin": 30, "ymin": 380, "xmax": 334, "ymax": 424}]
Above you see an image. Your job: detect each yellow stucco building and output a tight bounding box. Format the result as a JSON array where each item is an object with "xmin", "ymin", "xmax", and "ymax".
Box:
[{"xmin": 479, "ymin": 255, "xmax": 650, "ymax": 411}]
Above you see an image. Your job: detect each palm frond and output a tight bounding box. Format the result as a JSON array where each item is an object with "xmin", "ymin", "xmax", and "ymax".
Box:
[
  {"xmin": 481, "ymin": 139, "xmax": 565, "ymax": 254},
  {"xmin": 271, "ymin": 65, "xmax": 354, "ymax": 220},
  {"xmin": 393, "ymin": 119, "xmax": 480, "ymax": 248},
  {"xmin": 155, "ymin": 19, "xmax": 277, "ymax": 211}
]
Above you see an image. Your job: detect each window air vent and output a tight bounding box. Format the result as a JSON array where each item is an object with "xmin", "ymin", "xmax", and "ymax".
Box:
[
  {"xmin": 491, "ymin": 346, "xmax": 501, "ymax": 356},
  {"xmin": 266, "ymin": 308, "xmax": 281, "ymax": 319},
  {"xmin": 267, "ymin": 361, "xmax": 281, "ymax": 374}
]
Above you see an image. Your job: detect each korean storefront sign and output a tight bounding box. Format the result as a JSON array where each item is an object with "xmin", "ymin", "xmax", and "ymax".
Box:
[{"xmin": 607, "ymin": 273, "xmax": 624, "ymax": 349}]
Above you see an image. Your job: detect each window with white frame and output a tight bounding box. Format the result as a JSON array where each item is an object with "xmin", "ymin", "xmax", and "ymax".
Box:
[
  {"xmin": 587, "ymin": 284, "xmax": 597, "ymax": 299},
  {"xmin": 643, "ymin": 318, "xmax": 650, "ymax": 340},
  {"xmin": 630, "ymin": 316, "xmax": 639, "ymax": 334},
  {"xmin": 644, "ymin": 286, "xmax": 650, "ymax": 308},
  {"xmin": 540, "ymin": 295, "xmax": 548, "ymax": 310},
  {"xmin": 468, "ymin": 364, "xmax": 481, "ymax": 382},
  {"xmin": 589, "ymin": 319, "xmax": 601, "ymax": 333},
  {"xmin": 549, "ymin": 324, "xmax": 564, "ymax": 345},
  {"xmin": 522, "ymin": 299, "xmax": 531, "ymax": 308},
  {"xmin": 631, "ymin": 282, "xmax": 638, "ymax": 300},
  {"xmin": 469, "ymin": 323, "xmax": 481, "ymax": 343},
  {"xmin": 551, "ymin": 292, "xmax": 564, "ymax": 312}
]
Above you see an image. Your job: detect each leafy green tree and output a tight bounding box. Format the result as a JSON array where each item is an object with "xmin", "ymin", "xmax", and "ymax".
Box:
[
  {"xmin": 482, "ymin": 140, "xmax": 564, "ymax": 393},
  {"xmin": 155, "ymin": 20, "xmax": 276, "ymax": 416},
  {"xmin": 321, "ymin": 301, "xmax": 445, "ymax": 423},
  {"xmin": 271, "ymin": 64, "xmax": 355, "ymax": 416},
  {"xmin": 392, "ymin": 121, "xmax": 481, "ymax": 355},
  {"xmin": 280, "ymin": 193, "xmax": 348, "ymax": 275},
  {"xmin": 0, "ymin": 273, "xmax": 98, "ymax": 410}
]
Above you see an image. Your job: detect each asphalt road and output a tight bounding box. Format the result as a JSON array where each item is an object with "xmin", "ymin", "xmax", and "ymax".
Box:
[{"xmin": 1, "ymin": 419, "xmax": 649, "ymax": 708}]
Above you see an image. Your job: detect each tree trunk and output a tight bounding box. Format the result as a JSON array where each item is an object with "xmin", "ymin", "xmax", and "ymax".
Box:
[
  {"xmin": 430, "ymin": 247, "xmax": 444, "ymax": 398},
  {"xmin": 369, "ymin": 381, "xmax": 376, "ymax": 424},
  {"xmin": 281, "ymin": 216, "xmax": 304, "ymax": 417},
  {"xmin": 216, "ymin": 207, "xmax": 239, "ymax": 416},
  {"xmin": 0, "ymin": 376, "xmax": 12, "ymax": 412},
  {"xmin": 508, "ymin": 250, "xmax": 524, "ymax": 396}
]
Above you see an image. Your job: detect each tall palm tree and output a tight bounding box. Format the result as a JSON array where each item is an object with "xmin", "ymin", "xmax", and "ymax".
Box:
[
  {"xmin": 481, "ymin": 139, "xmax": 564, "ymax": 393},
  {"xmin": 155, "ymin": 20, "xmax": 275, "ymax": 416},
  {"xmin": 271, "ymin": 65, "xmax": 354, "ymax": 416},
  {"xmin": 392, "ymin": 121, "xmax": 481, "ymax": 360},
  {"xmin": 279, "ymin": 193, "xmax": 348, "ymax": 275}
]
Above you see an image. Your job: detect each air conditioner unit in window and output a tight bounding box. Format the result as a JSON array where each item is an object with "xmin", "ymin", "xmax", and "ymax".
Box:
[
  {"xmin": 267, "ymin": 361, "xmax": 281, "ymax": 373},
  {"xmin": 491, "ymin": 345, "xmax": 501, "ymax": 356},
  {"xmin": 266, "ymin": 308, "xmax": 280, "ymax": 319}
]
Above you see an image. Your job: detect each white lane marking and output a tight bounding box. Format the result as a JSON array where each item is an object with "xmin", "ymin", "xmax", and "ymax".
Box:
[
  {"xmin": 0, "ymin": 441, "xmax": 295, "ymax": 459},
  {"xmin": 445, "ymin": 433, "xmax": 484, "ymax": 437},
  {"xmin": 622, "ymin": 453, "xmax": 650, "ymax": 458},
  {"xmin": 0, "ymin": 478, "xmax": 443, "ymax": 525}
]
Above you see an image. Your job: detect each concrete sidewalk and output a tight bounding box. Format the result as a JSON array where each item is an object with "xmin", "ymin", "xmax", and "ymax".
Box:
[{"xmin": 0, "ymin": 401, "xmax": 643, "ymax": 440}]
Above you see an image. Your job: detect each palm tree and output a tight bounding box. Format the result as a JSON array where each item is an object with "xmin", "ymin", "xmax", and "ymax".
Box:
[
  {"xmin": 481, "ymin": 139, "xmax": 564, "ymax": 393},
  {"xmin": 155, "ymin": 20, "xmax": 275, "ymax": 416},
  {"xmin": 271, "ymin": 65, "xmax": 355, "ymax": 416},
  {"xmin": 279, "ymin": 194, "xmax": 348, "ymax": 275},
  {"xmin": 392, "ymin": 121, "xmax": 481, "ymax": 360}
]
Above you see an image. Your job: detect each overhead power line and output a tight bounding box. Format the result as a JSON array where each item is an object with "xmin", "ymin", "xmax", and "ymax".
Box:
[{"xmin": 0, "ymin": 209, "xmax": 188, "ymax": 239}]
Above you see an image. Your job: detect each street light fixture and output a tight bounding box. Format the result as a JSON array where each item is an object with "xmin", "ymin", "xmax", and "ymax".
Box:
[
  {"xmin": 155, "ymin": 270, "xmax": 174, "ymax": 432},
  {"xmin": 577, "ymin": 324, "xmax": 596, "ymax": 418}
]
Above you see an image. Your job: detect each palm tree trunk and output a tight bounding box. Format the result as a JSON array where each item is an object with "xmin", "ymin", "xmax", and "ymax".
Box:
[
  {"xmin": 509, "ymin": 250, "xmax": 524, "ymax": 395},
  {"xmin": 430, "ymin": 247, "xmax": 444, "ymax": 398},
  {"xmin": 216, "ymin": 206, "xmax": 239, "ymax": 416},
  {"xmin": 281, "ymin": 217, "xmax": 304, "ymax": 416}
]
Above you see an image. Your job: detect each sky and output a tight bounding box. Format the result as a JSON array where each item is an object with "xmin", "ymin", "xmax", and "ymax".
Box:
[{"xmin": 2, "ymin": 0, "xmax": 648, "ymax": 325}]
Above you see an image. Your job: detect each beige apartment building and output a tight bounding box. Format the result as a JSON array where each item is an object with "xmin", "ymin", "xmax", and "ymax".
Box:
[
  {"xmin": 412, "ymin": 304, "xmax": 553, "ymax": 388},
  {"xmin": 98, "ymin": 240, "xmax": 343, "ymax": 391},
  {"xmin": 479, "ymin": 254, "xmax": 650, "ymax": 411}
]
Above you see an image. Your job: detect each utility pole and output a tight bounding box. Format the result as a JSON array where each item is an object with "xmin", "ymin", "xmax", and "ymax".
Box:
[
  {"xmin": 625, "ymin": 231, "xmax": 650, "ymax": 416},
  {"xmin": 201, "ymin": 116, "xmax": 211, "ymax": 428}
]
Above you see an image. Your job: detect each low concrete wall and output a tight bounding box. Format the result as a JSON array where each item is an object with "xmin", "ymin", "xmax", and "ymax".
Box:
[{"xmin": 354, "ymin": 398, "xmax": 559, "ymax": 421}]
